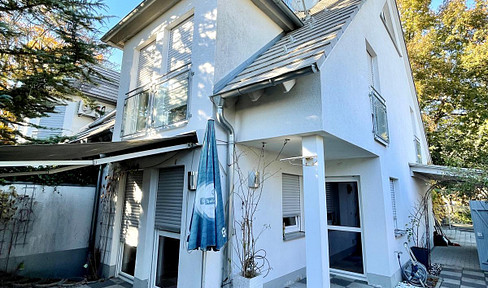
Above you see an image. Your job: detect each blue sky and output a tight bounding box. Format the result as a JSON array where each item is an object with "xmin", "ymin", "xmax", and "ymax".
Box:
[{"xmin": 99, "ymin": 1, "xmax": 140, "ymax": 68}]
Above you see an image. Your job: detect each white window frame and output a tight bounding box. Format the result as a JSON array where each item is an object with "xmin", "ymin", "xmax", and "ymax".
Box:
[
  {"xmin": 151, "ymin": 230, "xmax": 181, "ymax": 288},
  {"xmin": 282, "ymin": 174, "xmax": 304, "ymax": 237},
  {"xmin": 370, "ymin": 87, "xmax": 389, "ymax": 145}
]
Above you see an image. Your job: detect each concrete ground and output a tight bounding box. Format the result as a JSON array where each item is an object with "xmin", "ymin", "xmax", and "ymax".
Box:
[{"xmin": 431, "ymin": 226, "xmax": 488, "ymax": 288}]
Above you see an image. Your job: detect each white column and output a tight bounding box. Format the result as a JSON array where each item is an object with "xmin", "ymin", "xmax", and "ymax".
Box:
[{"xmin": 302, "ymin": 135, "xmax": 330, "ymax": 287}]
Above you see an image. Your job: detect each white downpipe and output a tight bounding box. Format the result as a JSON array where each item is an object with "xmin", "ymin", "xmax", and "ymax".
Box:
[{"xmin": 215, "ymin": 96, "xmax": 235, "ymax": 285}]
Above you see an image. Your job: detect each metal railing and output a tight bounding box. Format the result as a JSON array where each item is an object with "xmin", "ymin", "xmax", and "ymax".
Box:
[{"xmin": 121, "ymin": 67, "xmax": 191, "ymax": 137}]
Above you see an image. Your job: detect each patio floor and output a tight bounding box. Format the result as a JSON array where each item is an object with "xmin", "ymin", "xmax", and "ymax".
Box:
[{"xmin": 431, "ymin": 226, "xmax": 488, "ymax": 288}]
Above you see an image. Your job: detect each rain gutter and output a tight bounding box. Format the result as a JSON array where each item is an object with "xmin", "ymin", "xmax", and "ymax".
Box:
[
  {"xmin": 216, "ymin": 64, "xmax": 318, "ymax": 99},
  {"xmin": 214, "ymin": 96, "xmax": 235, "ymax": 284}
]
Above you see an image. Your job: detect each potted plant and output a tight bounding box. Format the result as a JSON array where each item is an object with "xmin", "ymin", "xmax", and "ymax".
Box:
[
  {"xmin": 405, "ymin": 190, "xmax": 432, "ymax": 268},
  {"xmin": 232, "ymin": 143, "xmax": 280, "ymax": 288}
]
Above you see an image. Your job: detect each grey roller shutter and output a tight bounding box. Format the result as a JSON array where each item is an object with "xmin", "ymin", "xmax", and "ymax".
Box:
[
  {"xmin": 390, "ymin": 179, "xmax": 398, "ymax": 229},
  {"xmin": 137, "ymin": 41, "xmax": 160, "ymax": 87},
  {"xmin": 155, "ymin": 166, "xmax": 184, "ymax": 233},
  {"xmin": 326, "ymin": 182, "xmax": 334, "ymax": 213},
  {"xmin": 36, "ymin": 106, "xmax": 66, "ymax": 139},
  {"xmin": 282, "ymin": 174, "xmax": 301, "ymax": 217},
  {"xmin": 121, "ymin": 171, "xmax": 144, "ymax": 241},
  {"xmin": 167, "ymin": 16, "xmax": 194, "ymax": 72}
]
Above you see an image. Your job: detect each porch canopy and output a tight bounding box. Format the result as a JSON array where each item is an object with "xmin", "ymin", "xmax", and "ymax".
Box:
[
  {"xmin": 409, "ymin": 163, "xmax": 480, "ymax": 181},
  {"xmin": 0, "ymin": 132, "xmax": 198, "ymax": 175}
]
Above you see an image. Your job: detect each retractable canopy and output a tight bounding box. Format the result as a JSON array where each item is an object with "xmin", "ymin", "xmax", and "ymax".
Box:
[{"xmin": 0, "ymin": 132, "xmax": 198, "ymax": 167}]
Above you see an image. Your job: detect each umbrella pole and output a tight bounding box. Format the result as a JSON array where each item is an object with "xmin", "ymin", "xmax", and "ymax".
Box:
[{"xmin": 201, "ymin": 251, "xmax": 207, "ymax": 288}]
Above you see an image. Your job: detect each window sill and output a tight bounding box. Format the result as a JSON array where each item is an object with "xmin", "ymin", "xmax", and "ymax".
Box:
[
  {"xmin": 283, "ymin": 231, "xmax": 305, "ymax": 241},
  {"xmin": 374, "ymin": 135, "xmax": 389, "ymax": 146}
]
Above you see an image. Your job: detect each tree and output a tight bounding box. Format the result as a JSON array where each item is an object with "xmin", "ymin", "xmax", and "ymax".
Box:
[
  {"xmin": 0, "ymin": 0, "xmax": 108, "ymax": 143},
  {"xmin": 398, "ymin": 0, "xmax": 488, "ymax": 169}
]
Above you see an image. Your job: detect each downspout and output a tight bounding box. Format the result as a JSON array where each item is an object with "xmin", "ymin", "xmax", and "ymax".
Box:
[
  {"xmin": 215, "ymin": 96, "xmax": 235, "ymax": 285},
  {"xmin": 88, "ymin": 162, "xmax": 104, "ymax": 278}
]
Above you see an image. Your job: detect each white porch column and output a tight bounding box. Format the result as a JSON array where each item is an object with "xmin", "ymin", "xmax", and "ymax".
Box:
[{"xmin": 302, "ymin": 135, "xmax": 330, "ymax": 287}]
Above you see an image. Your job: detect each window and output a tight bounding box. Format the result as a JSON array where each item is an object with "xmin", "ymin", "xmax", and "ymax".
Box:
[
  {"xmin": 389, "ymin": 178, "xmax": 404, "ymax": 237},
  {"xmin": 411, "ymin": 108, "xmax": 423, "ymax": 163},
  {"xmin": 168, "ymin": 16, "xmax": 194, "ymax": 72},
  {"xmin": 380, "ymin": 1, "xmax": 401, "ymax": 55},
  {"xmin": 366, "ymin": 48, "xmax": 380, "ymax": 90},
  {"xmin": 370, "ymin": 88, "xmax": 389, "ymax": 144},
  {"xmin": 282, "ymin": 174, "xmax": 302, "ymax": 237},
  {"xmin": 122, "ymin": 16, "xmax": 194, "ymax": 137},
  {"xmin": 137, "ymin": 41, "xmax": 161, "ymax": 87},
  {"xmin": 36, "ymin": 106, "xmax": 66, "ymax": 139}
]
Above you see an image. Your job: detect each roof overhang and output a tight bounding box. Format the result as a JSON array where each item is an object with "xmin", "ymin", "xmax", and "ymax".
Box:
[
  {"xmin": 101, "ymin": 0, "xmax": 180, "ymax": 48},
  {"xmin": 251, "ymin": 0, "xmax": 303, "ymax": 31},
  {"xmin": 102, "ymin": 0, "xmax": 303, "ymax": 49},
  {"xmin": 0, "ymin": 132, "xmax": 199, "ymax": 168},
  {"xmin": 409, "ymin": 163, "xmax": 481, "ymax": 182}
]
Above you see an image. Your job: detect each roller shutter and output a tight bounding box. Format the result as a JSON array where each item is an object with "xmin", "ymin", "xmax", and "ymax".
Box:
[
  {"xmin": 155, "ymin": 166, "xmax": 184, "ymax": 233},
  {"xmin": 282, "ymin": 174, "xmax": 301, "ymax": 217}
]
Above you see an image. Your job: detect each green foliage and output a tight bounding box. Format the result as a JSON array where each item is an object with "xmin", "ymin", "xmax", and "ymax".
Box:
[
  {"xmin": 0, "ymin": 0, "xmax": 110, "ymax": 143},
  {"xmin": 0, "ymin": 166, "xmax": 98, "ymax": 186},
  {"xmin": 0, "ymin": 186, "xmax": 17, "ymax": 224},
  {"xmin": 398, "ymin": 0, "xmax": 488, "ymax": 170}
]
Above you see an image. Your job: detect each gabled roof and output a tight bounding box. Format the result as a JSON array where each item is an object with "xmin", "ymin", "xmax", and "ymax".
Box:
[
  {"xmin": 216, "ymin": 0, "xmax": 363, "ymax": 97},
  {"xmin": 80, "ymin": 66, "xmax": 120, "ymax": 104}
]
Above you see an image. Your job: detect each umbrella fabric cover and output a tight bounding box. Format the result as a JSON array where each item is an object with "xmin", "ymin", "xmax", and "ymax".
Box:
[{"xmin": 188, "ymin": 120, "xmax": 227, "ymax": 251}]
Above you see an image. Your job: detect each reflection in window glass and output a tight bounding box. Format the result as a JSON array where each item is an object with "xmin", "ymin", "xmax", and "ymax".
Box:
[
  {"xmin": 155, "ymin": 236, "xmax": 180, "ymax": 288},
  {"xmin": 122, "ymin": 91, "xmax": 149, "ymax": 136},
  {"xmin": 121, "ymin": 243, "xmax": 137, "ymax": 276},
  {"xmin": 153, "ymin": 73, "xmax": 188, "ymax": 128},
  {"xmin": 328, "ymin": 230, "xmax": 364, "ymax": 274},
  {"xmin": 326, "ymin": 182, "xmax": 360, "ymax": 228}
]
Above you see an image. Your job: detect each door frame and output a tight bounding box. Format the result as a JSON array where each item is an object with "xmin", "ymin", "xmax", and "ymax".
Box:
[
  {"xmin": 325, "ymin": 176, "xmax": 367, "ymax": 280},
  {"xmin": 150, "ymin": 229, "xmax": 181, "ymax": 288}
]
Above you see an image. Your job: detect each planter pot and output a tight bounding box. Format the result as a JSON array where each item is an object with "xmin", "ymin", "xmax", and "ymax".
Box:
[
  {"xmin": 411, "ymin": 246, "xmax": 429, "ymax": 268},
  {"xmin": 233, "ymin": 273, "xmax": 263, "ymax": 288}
]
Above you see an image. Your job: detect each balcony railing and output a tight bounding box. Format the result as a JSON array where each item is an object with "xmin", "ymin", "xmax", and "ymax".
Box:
[{"xmin": 122, "ymin": 67, "xmax": 191, "ymax": 137}]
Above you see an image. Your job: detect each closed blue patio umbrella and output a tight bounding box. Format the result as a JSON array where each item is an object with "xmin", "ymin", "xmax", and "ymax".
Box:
[{"xmin": 188, "ymin": 119, "xmax": 227, "ymax": 252}]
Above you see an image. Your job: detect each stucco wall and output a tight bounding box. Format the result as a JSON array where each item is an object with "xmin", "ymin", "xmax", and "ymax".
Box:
[
  {"xmin": 0, "ymin": 184, "xmax": 95, "ymax": 278},
  {"xmin": 214, "ymin": 0, "xmax": 282, "ymax": 83}
]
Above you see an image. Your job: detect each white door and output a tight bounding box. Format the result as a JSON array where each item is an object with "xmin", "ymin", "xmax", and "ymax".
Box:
[
  {"xmin": 326, "ymin": 178, "xmax": 366, "ymax": 277},
  {"xmin": 152, "ymin": 230, "xmax": 180, "ymax": 288}
]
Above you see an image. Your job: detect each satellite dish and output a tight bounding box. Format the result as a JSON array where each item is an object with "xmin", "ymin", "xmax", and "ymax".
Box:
[{"xmin": 290, "ymin": 0, "xmax": 319, "ymax": 12}]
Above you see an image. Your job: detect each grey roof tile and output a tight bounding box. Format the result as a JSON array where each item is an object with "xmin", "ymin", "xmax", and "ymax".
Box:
[{"xmin": 217, "ymin": 0, "xmax": 363, "ymax": 95}]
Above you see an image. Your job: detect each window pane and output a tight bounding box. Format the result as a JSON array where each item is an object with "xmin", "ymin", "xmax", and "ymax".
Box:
[
  {"xmin": 283, "ymin": 216, "xmax": 297, "ymax": 227},
  {"xmin": 328, "ymin": 230, "xmax": 364, "ymax": 274},
  {"xmin": 155, "ymin": 236, "xmax": 180, "ymax": 288},
  {"xmin": 153, "ymin": 73, "xmax": 188, "ymax": 128},
  {"xmin": 121, "ymin": 243, "xmax": 137, "ymax": 276},
  {"xmin": 326, "ymin": 182, "xmax": 360, "ymax": 228},
  {"xmin": 371, "ymin": 94, "xmax": 389, "ymax": 142},
  {"xmin": 122, "ymin": 91, "xmax": 149, "ymax": 136}
]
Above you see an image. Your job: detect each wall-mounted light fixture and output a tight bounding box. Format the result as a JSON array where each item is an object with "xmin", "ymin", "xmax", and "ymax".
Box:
[
  {"xmin": 248, "ymin": 171, "xmax": 260, "ymax": 189},
  {"xmin": 188, "ymin": 171, "xmax": 198, "ymax": 191}
]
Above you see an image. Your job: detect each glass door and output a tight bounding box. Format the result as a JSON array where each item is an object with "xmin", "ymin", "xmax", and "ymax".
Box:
[
  {"xmin": 326, "ymin": 179, "xmax": 365, "ymax": 276},
  {"xmin": 152, "ymin": 230, "xmax": 180, "ymax": 288}
]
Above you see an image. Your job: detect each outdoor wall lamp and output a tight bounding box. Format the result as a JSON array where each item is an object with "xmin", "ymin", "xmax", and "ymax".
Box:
[
  {"xmin": 188, "ymin": 171, "xmax": 198, "ymax": 191},
  {"xmin": 248, "ymin": 171, "xmax": 260, "ymax": 189}
]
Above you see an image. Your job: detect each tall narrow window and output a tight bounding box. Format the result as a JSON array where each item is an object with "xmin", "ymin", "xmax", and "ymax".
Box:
[
  {"xmin": 367, "ymin": 45, "xmax": 388, "ymax": 144},
  {"xmin": 120, "ymin": 171, "xmax": 144, "ymax": 277},
  {"xmin": 168, "ymin": 16, "xmax": 194, "ymax": 72},
  {"xmin": 367, "ymin": 48, "xmax": 380, "ymax": 90},
  {"xmin": 390, "ymin": 178, "xmax": 397, "ymax": 230},
  {"xmin": 380, "ymin": 1, "xmax": 400, "ymax": 53},
  {"xmin": 137, "ymin": 41, "xmax": 161, "ymax": 87},
  {"xmin": 411, "ymin": 108, "xmax": 422, "ymax": 163},
  {"xmin": 282, "ymin": 174, "xmax": 302, "ymax": 236}
]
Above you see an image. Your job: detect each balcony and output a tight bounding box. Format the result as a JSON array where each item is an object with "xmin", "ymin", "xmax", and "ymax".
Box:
[{"xmin": 121, "ymin": 67, "xmax": 191, "ymax": 137}]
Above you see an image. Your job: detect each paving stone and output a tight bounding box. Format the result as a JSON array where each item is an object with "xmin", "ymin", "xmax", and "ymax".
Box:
[
  {"xmin": 441, "ymin": 271, "xmax": 462, "ymax": 279},
  {"xmin": 442, "ymin": 277, "xmax": 461, "ymax": 285},
  {"xmin": 441, "ymin": 282, "xmax": 462, "ymax": 288},
  {"xmin": 461, "ymin": 274, "xmax": 485, "ymax": 281}
]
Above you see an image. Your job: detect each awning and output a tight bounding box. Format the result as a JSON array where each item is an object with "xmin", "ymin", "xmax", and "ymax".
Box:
[
  {"xmin": 0, "ymin": 132, "xmax": 199, "ymax": 167},
  {"xmin": 409, "ymin": 163, "xmax": 480, "ymax": 181}
]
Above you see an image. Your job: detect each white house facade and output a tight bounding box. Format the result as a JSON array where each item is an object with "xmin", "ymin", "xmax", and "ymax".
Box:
[
  {"xmin": 18, "ymin": 66, "xmax": 120, "ymax": 141},
  {"xmin": 99, "ymin": 0, "xmax": 433, "ymax": 287}
]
